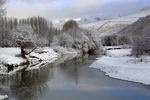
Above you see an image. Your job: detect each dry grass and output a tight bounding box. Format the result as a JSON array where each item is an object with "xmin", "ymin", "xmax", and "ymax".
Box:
[{"xmin": 35, "ymin": 51, "xmax": 48, "ymax": 54}]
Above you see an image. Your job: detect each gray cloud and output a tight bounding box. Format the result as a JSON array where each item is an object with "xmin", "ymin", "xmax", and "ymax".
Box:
[{"xmin": 6, "ymin": 0, "xmax": 150, "ymax": 20}]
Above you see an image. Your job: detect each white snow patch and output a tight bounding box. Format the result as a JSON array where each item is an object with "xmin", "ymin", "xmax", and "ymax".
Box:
[
  {"xmin": 90, "ymin": 48, "xmax": 150, "ymax": 85},
  {"xmin": 106, "ymin": 49, "xmax": 131, "ymax": 57},
  {"xmin": 0, "ymin": 95, "xmax": 8, "ymax": 100},
  {"xmin": 0, "ymin": 55, "xmax": 26, "ymax": 65},
  {"xmin": 0, "ymin": 48, "xmax": 26, "ymax": 65},
  {"xmin": 0, "ymin": 48, "xmax": 27, "ymax": 74},
  {"xmin": 29, "ymin": 47, "xmax": 60, "ymax": 61},
  {"xmin": 53, "ymin": 46, "xmax": 78, "ymax": 56},
  {"xmin": 0, "ymin": 47, "xmax": 61, "ymax": 74},
  {"xmin": 26, "ymin": 47, "xmax": 60, "ymax": 70},
  {"xmin": 0, "ymin": 48, "xmax": 20, "ymax": 55},
  {"xmin": 0, "ymin": 47, "xmax": 78, "ymax": 74}
]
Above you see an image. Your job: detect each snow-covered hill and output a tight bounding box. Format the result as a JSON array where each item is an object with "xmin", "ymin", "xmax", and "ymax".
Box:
[
  {"xmin": 81, "ymin": 6, "xmax": 150, "ymax": 37},
  {"xmin": 52, "ymin": 16, "xmax": 102, "ymax": 29},
  {"xmin": 77, "ymin": 16, "xmax": 101, "ymax": 24}
]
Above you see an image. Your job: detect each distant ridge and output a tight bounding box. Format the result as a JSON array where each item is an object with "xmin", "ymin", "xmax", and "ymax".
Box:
[
  {"xmin": 141, "ymin": 5, "xmax": 150, "ymax": 12},
  {"xmin": 81, "ymin": 5, "xmax": 150, "ymax": 37}
]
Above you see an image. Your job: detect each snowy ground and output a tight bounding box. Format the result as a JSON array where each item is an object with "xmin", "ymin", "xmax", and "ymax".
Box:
[
  {"xmin": 0, "ymin": 47, "xmax": 61, "ymax": 74},
  {"xmin": 0, "ymin": 48, "xmax": 27, "ymax": 65},
  {"xmin": 90, "ymin": 48, "xmax": 150, "ymax": 85},
  {"xmin": 0, "ymin": 48, "xmax": 27, "ymax": 74},
  {"xmin": 0, "ymin": 47, "xmax": 79, "ymax": 98},
  {"xmin": 0, "ymin": 47, "xmax": 79, "ymax": 74},
  {"xmin": 52, "ymin": 46, "xmax": 78, "ymax": 55},
  {"xmin": 26, "ymin": 47, "xmax": 61, "ymax": 70},
  {"xmin": 0, "ymin": 95, "xmax": 8, "ymax": 100}
]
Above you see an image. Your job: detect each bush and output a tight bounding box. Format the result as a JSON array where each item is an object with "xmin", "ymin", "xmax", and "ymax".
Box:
[{"xmin": 101, "ymin": 34, "xmax": 131, "ymax": 46}]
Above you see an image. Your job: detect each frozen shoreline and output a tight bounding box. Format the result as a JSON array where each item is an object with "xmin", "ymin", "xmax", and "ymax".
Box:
[
  {"xmin": 90, "ymin": 48, "xmax": 150, "ymax": 85},
  {"xmin": 0, "ymin": 47, "xmax": 78, "ymax": 75},
  {"xmin": 0, "ymin": 47, "xmax": 79, "ymax": 99}
]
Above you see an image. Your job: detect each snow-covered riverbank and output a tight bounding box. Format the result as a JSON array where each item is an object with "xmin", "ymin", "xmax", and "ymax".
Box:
[
  {"xmin": 26, "ymin": 47, "xmax": 61, "ymax": 71},
  {"xmin": 0, "ymin": 47, "xmax": 79, "ymax": 99},
  {"xmin": 0, "ymin": 48, "xmax": 27, "ymax": 74},
  {"xmin": 0, "ymin": 47, "xmax": 78, "ymax": 75},
  {"xmin": 90, "ymin": 48, "xmax": 150, "ymax": 85},
  {"xmin": 0, "ymin": 47, "xmax": 80, "ymax": 75},
  {"xmin": 0, "ymin": 95, "xmax": 8, "ymax": 100}
]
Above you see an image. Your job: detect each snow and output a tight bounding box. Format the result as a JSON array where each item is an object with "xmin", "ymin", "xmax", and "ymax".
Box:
[
  {"xmin": 0, "ymin": 55, "xmax": 26, "ymax": 65},
  {"xmin": 81, "ymin": 7, "xmax": 150, "ymax": 37},
  {"xmin": 26, "ymin": 47, "xmax": 79, "ymax": 70},
  {"xmin": 0, "ymin": 47, "xmax": 79, "ymax": 74},
  {"xmin": 0, "ymin": 48, "xmax": 26, "ymax": 65},
  {"xmin": 90, "ymin": 48, "xmax": 150, "ymax": 85},
  {"xmin": 26, "ymin": 47, "xmax": 60, "ymax": 70},
  {"xmin": 0, "ymin": 48, "xmax": 27, "ymax": 74},
  {"xmin": 0, "ymin": 47, "xmax": 61, "ymax": 74},
  {"xmin": 104, "ymin": 45, "xmax": 130, "ymax": 50},
  {"xmin": 0, "ymin": 48, "xmax": 20, "ymax": 55},
  {"xmin": 106, "ymin": 49, "xmax": 131, "ymax": 57},
  {"xmin": 29, "ymin": 47, "xmax": 60, "ymax": 61},
  {"xmin": 0, "ymin": 95, "xmax": 8, "ymax": 100},
  {"xmin": 53, "ymin": 46, "xmax": 78, "ymax": 55}
]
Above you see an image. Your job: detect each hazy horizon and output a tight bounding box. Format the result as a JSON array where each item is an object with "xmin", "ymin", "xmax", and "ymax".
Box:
[{"xmin": 5, "ymin": 0, "xmax": 150, "ymax": 20}]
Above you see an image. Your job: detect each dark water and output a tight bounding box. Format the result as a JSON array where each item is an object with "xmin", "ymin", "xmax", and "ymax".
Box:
[{"xmin": 0, "ymin": 55, "xmax": 150, "ymax": 100}]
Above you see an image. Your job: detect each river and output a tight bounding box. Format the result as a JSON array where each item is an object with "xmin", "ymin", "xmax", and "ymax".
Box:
[{"xmin": 0, "ymin": 55, "xmax": 150, "ymax": 100}]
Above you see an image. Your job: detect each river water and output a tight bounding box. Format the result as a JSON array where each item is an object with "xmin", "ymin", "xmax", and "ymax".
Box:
[{"xmin": 0, "ymin": 55, "xmax": 150, "ymax": 100}]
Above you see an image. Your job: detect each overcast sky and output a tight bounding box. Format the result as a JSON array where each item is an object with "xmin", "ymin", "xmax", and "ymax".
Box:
[{"xmin": 6, "ymin": 0, "xmax": 150, "ymax": 20}]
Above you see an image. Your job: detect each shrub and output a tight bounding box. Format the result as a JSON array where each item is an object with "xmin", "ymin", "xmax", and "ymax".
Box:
[{"xmin": 101, "ymin": 34, "xmax": 131, "ymax": 46}]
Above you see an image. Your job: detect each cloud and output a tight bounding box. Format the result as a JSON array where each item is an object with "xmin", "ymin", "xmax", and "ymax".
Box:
[{"xmin": 6, "ymin": 0, "xmax": 150, "ymax": 20}]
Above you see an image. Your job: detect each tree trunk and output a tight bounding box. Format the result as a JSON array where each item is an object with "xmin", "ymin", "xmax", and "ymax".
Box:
[{"xmin": 21, "ymin": 46, "xmax": 26, "ymax": 58}]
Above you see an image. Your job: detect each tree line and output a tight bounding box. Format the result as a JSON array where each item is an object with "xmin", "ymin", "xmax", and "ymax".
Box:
[{"xmin": 0, "ymin": 17, "xmax": 61, "ymax": 47}]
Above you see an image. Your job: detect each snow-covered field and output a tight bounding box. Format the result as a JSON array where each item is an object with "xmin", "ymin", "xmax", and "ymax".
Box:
[{"xmin": 90, "ymin": 48, "xmax": 150, "ymax": 85}]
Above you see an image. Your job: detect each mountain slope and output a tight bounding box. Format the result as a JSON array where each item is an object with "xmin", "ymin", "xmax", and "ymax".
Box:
[
  {"xmin": 52, "ymin": 16, "xmax": 102, "ymax": 29},
  {"xmin": 81, "ymin": 5, "xmax": 150, "ymax": 37}
]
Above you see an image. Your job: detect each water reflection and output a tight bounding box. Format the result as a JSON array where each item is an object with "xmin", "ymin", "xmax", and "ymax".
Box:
[
  {"xmin": 0, "ymin": 66, "xmax": 54, "ymax": 100},
  {"xmin": 0, "ymin": 55, "xmax": 150, "ymax": 100}
]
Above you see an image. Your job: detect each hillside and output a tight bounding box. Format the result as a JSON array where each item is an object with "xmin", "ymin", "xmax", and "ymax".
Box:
[
  {"xmin": 52, "ymin": 16, "xmax": 102, "ymax": 29},
  {"xmin": 81, "ymin": 5, "xmax": 150, "ymax": 37}
]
